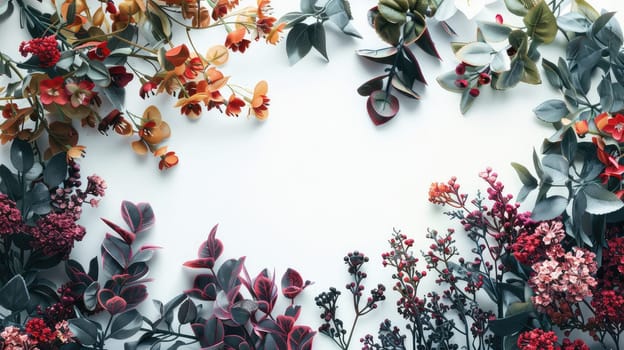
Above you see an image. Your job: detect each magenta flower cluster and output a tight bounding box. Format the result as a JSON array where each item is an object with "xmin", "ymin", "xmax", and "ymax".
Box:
[
  {"xmin": 0, "ymin": 193, "xmax": 23, "ymax": 235},
  {"xmin": 29, "ymin": 212, "xmax": 87, "ymax": 259}
]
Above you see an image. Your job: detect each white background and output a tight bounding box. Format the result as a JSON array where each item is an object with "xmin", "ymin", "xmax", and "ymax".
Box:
[{"xmin": 2, "ymin": 0, "xmax": 624, "ymax": 348}]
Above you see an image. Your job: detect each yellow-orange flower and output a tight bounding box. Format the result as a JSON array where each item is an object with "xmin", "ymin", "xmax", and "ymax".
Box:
[
  {"xmin": 154, "ymin": 146, "xmax": 179, "ymax": 170},
  {"xmin": 132, "ymin": 106, "xmax": 171, "ymax": 155},
  {"xmin": 249, "ymin": 80, "xmax": 269, "ymax": 120},
  {"xmin": 66, "ymin": 145, "xmax": 86, "ymax": 160}
]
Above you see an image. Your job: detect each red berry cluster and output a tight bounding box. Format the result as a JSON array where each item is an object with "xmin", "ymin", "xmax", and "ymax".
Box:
[{"xmin": 18, "ymin": 35, "xmax": 61, "ymax": 68}]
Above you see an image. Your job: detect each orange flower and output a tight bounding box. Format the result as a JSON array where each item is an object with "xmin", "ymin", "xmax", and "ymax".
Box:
[
  {"xmin": 266, "ymin": 22, "xmax": 285, "ymax": 44},
  {"xmin": 225, "ymin": 94, "xmax": 245, "ymax": 116},
  {"xmin": 132, "ymin": 106, "xmax": 171, "ymax": 155},
  {"xmin": 225, "ymin": 28, "xmax": 251, "ymax": 53},
  {"xmin": 595, "ymin": 112, "xmax": 610, "ymax": 131},
  {"xmin": 249, "ymin": 80, "xmax": 269, "ymax": 120},
  {"xmin": 574, "ymin": 120, "xmax": 589, "ymax": 137},
  {"xmin": 66, "ymin": 145, "xmax": 86, "ymax": 160},
  {"xmin": 154, "ymin": 147, "xmax": 179, "ymax": 170}
]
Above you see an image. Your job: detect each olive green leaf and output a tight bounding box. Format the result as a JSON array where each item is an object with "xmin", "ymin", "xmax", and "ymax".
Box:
[{"xmin": 523, "ymin": 0, "xmax": 557, "ymax": 44}]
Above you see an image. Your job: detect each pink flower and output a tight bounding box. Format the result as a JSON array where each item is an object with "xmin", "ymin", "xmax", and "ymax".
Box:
[
  {"xmin": 0, "ymin": 193, "xmax": 22, "ymax": 235},
  {"xmin": 39, "ymin": 77, "xmax": 68, "ymax": 105},
  {"xmin": 29, "ymin": 212, "xmax": 87, "ymax": 259},
  {"xmin": 65, "ymin": 80, "xmax": 95, "ymax": 107}
]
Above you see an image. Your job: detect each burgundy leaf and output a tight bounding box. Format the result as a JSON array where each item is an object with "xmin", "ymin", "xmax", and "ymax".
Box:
[
  {"xmin": 256, "ymin": 319, "xmax": 287, "ymax": 337},
  {"xmin": 285, "ymin": 305, "xmax": 301, "ymax": 319},
  {"xmin": 120, "ymin": 284, "xmax": 148, "ymax": 308},
  {"xmin": 121, "ymin": 201, "xmax": 155, "ymax": 234},
  {"xmin": 101, "ymin": 218, "xmax": 136, "ymax": 245},
  {"xmin": 281, "ymin": 268, "xmax": 303, "ymax": 290},
  {"xmin": 198, "ymin": 224, "xmax": 223, "ymax": 260},
  {"xmin": 416, "ymin": 28, "xmax": 441, "ymax": 59},
  {"xmin": 104, "ymin": 296, "xmax": 127, "ymax": 315},
  {"xmin": 287, "ymin": 326, "xmax": 315, "ymax": 350},
  {"xmin": 183, "ymin": 258, "xmax": 215, "ymax": 269},
  {"xmin": 367, "ymin": 90, "xmax": 399, "ymax": 125},
  {"xmin": 254, "ymin": 275, "xmax": 277, "ymax": 314},
  {"xmin": 276, "ymin": 315, "xmax": 296, "ymax": 334},
  {"xmin": 282, "ymin": 286, "xmax": 303, "ymax": 300},
  {"xmin": 402, "ymin": 46, "xmax": 427, "ymax": 85}
]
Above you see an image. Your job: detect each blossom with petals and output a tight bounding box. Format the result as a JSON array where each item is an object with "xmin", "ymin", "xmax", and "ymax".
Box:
[
  {"xmin": 154, "ymin": 146, "xmax": 179, "ymax": 170},
  {"xmin": 40, "ymin": 77, "xmax": 69, "ymax": 105},
  {"xmin": 67, "ymin": 145, "xmax": 87, "ymax": 160},
  {"xmin": 98, "ymin": 109, "xmax": 133, "ymax": 136},
  {"xmin": 226, "ymin": 94, "xmax": 245, "ymax": 116},
  {"xmin": 601, "ymin": 113, "xmax": 624, "ymax": 142},
  {"xmin": 65, "ymin": 80, "xmax": 95, "ymax": 107},
  {"xmin": 225, "ymin": 27, "xmax": 251, "ymax": 53},
  {"xmin": 132, "ymin": 106, "xmax": 171, "ymax": 155},
  {"xmin": 139, "ymin": 80, "xmax": 158, "ymax": 99},
  {"xmin": 86, "ymin": 41, "xmax": 111, "ymax": 61},
  {"xmin": 25, "ymin": 318, "xmax": 56, "ymax": 344},
  {"xmin": 593, "ymin": 136, "xmax": 624, "ymax": 181},
  {"xmin": 249, "ymin": 80, "xmax": 269, "ymax": 120},
  {"xmin": 108, "ymin": 66, "xmax": 134, "ymax": 88}
]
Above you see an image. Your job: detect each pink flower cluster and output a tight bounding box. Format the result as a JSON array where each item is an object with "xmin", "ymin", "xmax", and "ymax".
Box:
[
  {"xmin": 517, "ymin": 328, "xmax": 559, "ymax": 350},
  {"xmin": 29, "ymin": 212, "xmax": 86, "ymax": 259},
  {"xmin": 0, "ymin": 320, "xmax": 73, "ymax": 349},
  {"xmin": 530, "ymin": 246, "xmax": 597, "ymax": 308},
  {"xmin": 0, "ymin": 193, "xmax": 22, "ymax": 235},
  {"xmin": 512, "ymin": 220, "xmax": 564, "ymax": 266}
]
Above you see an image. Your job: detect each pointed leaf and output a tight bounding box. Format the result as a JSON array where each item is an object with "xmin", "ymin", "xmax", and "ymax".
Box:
[
  {"xmin": 367, "ymin": 90, "xmax": 399, "ymax": 125},
  {"xmin": 121, "ymin": 201, "xmax": 155, "ymax": 234},
  {"xmin": 307, "ymin": 22, "xmax": 328, "ymax": 61},
  {"xmin": 199, "ymin": 224, "xmax": 223, "ymax": 259},
  {"xmin": 455, "ymin": 42, "xmax": 494, "ymax": 66},
  {"xmin": 43, "ymin": 152, "xmax": 67, "ymax": 188},
  {"xmin": 0, "ymin": 275, "xmax": 30, "ymax": 311},
  {"xmin": 286, "ymin": 23, "xmax": 311, "ymax": 65},
  {"xmin": 583, "ymin": 183, "xmax": 624, "ymax": 215},
  {"xmin": 531, "ymin": 195, "xmax": 568, "ymax": 221},
  {"xmin": 10, "ymin": 139, "xmax": 34, "ymax": 172},
  {"xmin": 533, "ymin": 99, "xmax": 569, "ymax": 123},
  {"xmin": 356, "ymin": 47, "xmax": 398, "ymax": 64},
  {"xmin": 357, "ymin": 75, "xmax": 387, "ymax": 96},
  {"xmin": 523, "ymin": 0, "xmax": 557, "ymax": 44},
  {"xmin": 110, "ymin": 309, "xmax": 142, "ymax": 339}
]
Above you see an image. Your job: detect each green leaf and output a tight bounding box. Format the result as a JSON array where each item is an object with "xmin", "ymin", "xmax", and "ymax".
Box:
[
  {"xmin": 0, "ymin": 164, "xmax": 20, "ymax": 200},
  {"xmin": 279, "ymin": 12, "xmax": 308, "ymax": 28},
  {"xmin": 523, "ymin": 0, "xmax": 557, "ymax": 43},
  {"xmin": 286, "ymin": 23, "xmax": 311, "ymax": 65},
  {"xmin": 307, "ymin": 22, "xmax": 328, "ymax": 61},
  {"xmin": 0, "ymin": 275, "xmax": 30, "ymax": 311},
  {"xmin": 542, "ymin": 154, "xmax": 569, "ymax": 184},
  {"xmin": 557, "ymin": 12, "xmax": 591, "ymax": 33},
  {"xmin": 561, "ymin": 128, "xmax": 577, "ymax": 164},
  {"xmin": 477, "ymin": 21, "xmax": 512, "ymax": 42},
  {"xmin": 531, "ymin": 195, "xmax": 568, "ymax": 221},
  {"xmin": 533, "ymin": 99, "xmax": 569, "ymax": 123},
  {"xmin": 542, "ymin": 58, "xmax": 562, "ymax": 89},
  {"xmin": 110, "ymin": 309, "xmax": 143, "ymax": 339},
  {"xmin": 391, "ymin": 75, "xmax": 420, "ymax": 99},
  {"xmin": 489, "ymin": 310, "xmax": 532, "ymax": 336},
  {"xmin": 43, "ymin": 152, "xmax": 67, "ymax": 188},
  {"xmin": 378, "ymin": 0, "xmax": 408, "ymax": 24},
  {"xmin": 84, "ymin": 282, "xmax": 100, "ymax": 311},
  {"xmin": 459, "ymin": 86, "xmax": 477, "ymax": 114},
  {"xmin": 356, "ymin": 47, "xmax": 398, "ymax": 64},
  {"xmin": 503, "ymin": 334, "xmax": 521, "ymax": 350},
  {"xmin": 521, "ymin": 56, "xmax": 541, "ymax": 84},
  {"xmin": 402, "ymin": 11, "xmax": 426, "ymax": 45},
  {"xmin": 583, "ymin": 183, "xmax": 624, "ymax": 215},
  {"xmin": 455, "ymin": 42, "xmax": 494, "ymax": 66},
  {"xmin": 357, "ymin": 75, "xmax": 387, "ymax": 96},
  {"xmin": 511, "ymin": 162, "xmax": 537, "ymax": 188},
  {"xmin": 68, "ymin": 318, "xmax": 99, "ymax": 345},
  {"xmin": 495, "ymin": 57, "xmax": 524, "ymax": 89},
  {"xmin": 87, "ymin": 60, "xmax": 111, "ymax": 87},
  {"xmin": 436, "ymin": 71, "xmax": 465, "ymax": 93},
  {"xmin": 571, "ymin": 0, "xmax": 599, "ymax": 21},
  {"xmin": 10, "ymin": 139, "xmax": 34, "ymax": 173},
  {"xmin": 374, "ymin": 14, "xmax": 401, "ymax": 45},
  {"xmin": 504, "ymin": 0, "xmax": 531, "ymax": 16}
]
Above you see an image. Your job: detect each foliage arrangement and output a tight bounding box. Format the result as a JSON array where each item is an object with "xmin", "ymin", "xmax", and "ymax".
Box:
[
  {"xmin": 0, "ymin": 0, "xmax": 282, "ymax": 170},
  {"xmin": 317, "ymin": 168, "xmax": 624, "ymax": 349},
  {"xmin": 0, "ymin": 139, "xmax": 315, "ymax": 349}
]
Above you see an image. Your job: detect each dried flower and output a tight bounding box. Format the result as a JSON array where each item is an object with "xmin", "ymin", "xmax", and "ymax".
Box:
[{"xmin": 29, "ymin": 212, "xmax": 87, "ymax": 259}]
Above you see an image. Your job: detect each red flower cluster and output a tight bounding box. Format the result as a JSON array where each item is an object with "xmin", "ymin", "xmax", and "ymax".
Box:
[
  {"xmin": 517, "ymin": 329, "xmax": 559, "ymax": 350},
  {"xmin": 18, "ymin": 35, "xmax": 61, "ymax": 67},
  {"xmin": 29, "ymin": 212, "xmax": 87, "ymax": 259},
  {"xmin": 0, "ymin": 193, "xmax": 22, "ymax": 235},
  {"xmin": 24, "ymin": 318, "xmax": 56, "ymax": 344}
]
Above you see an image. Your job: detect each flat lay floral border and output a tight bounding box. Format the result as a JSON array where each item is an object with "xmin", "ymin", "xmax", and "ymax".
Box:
[{"xmin": 0, "ymin": 0, "xmax": 624, "ymax": 349}]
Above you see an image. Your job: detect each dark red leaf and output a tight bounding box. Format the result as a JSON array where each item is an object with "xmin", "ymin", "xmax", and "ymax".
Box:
[
  {"xmin": 254, "ymin": 275, "xmax": 277, "ymax": 313},
  {"xmin": 101, "ymin": 217, "xmax": 136, "ymax": 245},
  {"xmin": 287, "ymin": 326, "xmax": 315, "ymax": 350},
  {"xmin": 357, "ymin": 75, "xmax": 387, "ymax": 97},
  {"xmin": 183, "ymin": 258, "xmax": 215, "ymax": 269},
  {"xmin": 104, "ymin": 296, "xmax": 127, "ymax": 315},
  {"xmin": 367, "ymin": 90, "xmax": 399, "ymax": 125},
  {"xmin": 281, "ymin": 268, "xmax": 303, "ymax": 290},
  {"xmin": 416, "ymin": 28, "xmax": 441, "ymax": 59},
  {"xmin": 198, "ymin": 224, "xmax": 223, "ymax": 260},
  {"xmin": 276, "ymin": 315, "xmax": 296, "ymax": 334}
]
